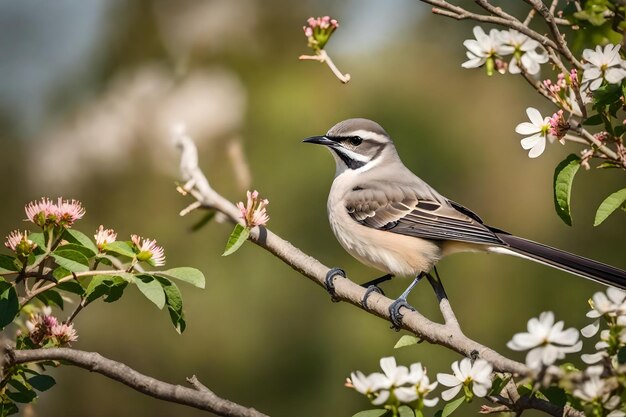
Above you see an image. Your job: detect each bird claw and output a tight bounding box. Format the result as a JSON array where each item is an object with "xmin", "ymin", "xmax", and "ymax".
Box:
[
  {"xmin": 324, "ymin": 267, "xmax": 346, "ymax": 302},
  {"xmin": 389, "ymin": 298, "xmax": 415, "ymax": 331},
  {"xmin": 361, "ymin": 285, "xmax": 384, "ymax": 309}
]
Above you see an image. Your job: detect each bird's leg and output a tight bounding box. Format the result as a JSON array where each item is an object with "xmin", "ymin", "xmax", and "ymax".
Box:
[
  {"xmin": 389, "ymin": 272, "xmax": 425, "ymax": 330},
  {"xmin": 360, "ymin": 274, "xmax": 393, "ymax": 309},
  {"xmin": 426, "ymin": 266, "xmax": 448, "ymax": 302},
  {"xmin": 324, "ymin": 267, "xmax": 346, "ymax": 302}
]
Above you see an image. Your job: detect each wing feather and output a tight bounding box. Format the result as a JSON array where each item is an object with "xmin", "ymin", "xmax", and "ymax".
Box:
[{"xmin": 345, "ymin": 182, "xmax": 503, "ymax": 245}]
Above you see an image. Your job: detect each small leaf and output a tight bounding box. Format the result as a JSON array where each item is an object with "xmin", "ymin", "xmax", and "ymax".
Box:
[
  {"xmin": 541, "ymin": 386, "xmax": 567, "ymax": 407},
  {"xmin": 398, "ymin": 406, "xmax": 415, "ymax": 417},
  {"xmin": 62, "ymin": 229, "xmax": 98, "ymax": 256},
  {"xmin": 55, "ymin": 243, "xmax": 95, "ymax": 259},
  {"xmin": 394, "ymin": 335, "xmax": 420, "ymax": 349},
  {"xmin": 222, "ymin": 224, "xmax": 250, "ymax": 256},
  {"xmin": 84, "ymin": 275, "xmax": 127, "ymax": 304},
  {"xmin": 158, "ymin": 267, "xmax": 205, "ymax": 289},
  {"xmin": 56, "ymin": 281, "xmax": 85, "ymax": 296},
  {"xmin": 104, "ymin": 241, "xmax": 135, "ymax": 258},
  {"xmin": 0, "ymin": 255, "xmax": 18, "ymax": 274},
  {"xmin": 596, "ymin": 161, "xmax": 622, "ymax": 169},
  {"xmin": 0, "ymin": 281, "xmax": 19, "ymax": 330},
  {"xmin": 135, "ymin": 275, "xmax": 165, "ymax": 309},
  {"xmin": 28, "ymin": 233, "xmax": 46, "ymax": 249},
  {"xmin": 441, "ymin": 396, "xmax": 465, "ymax": 417},
  {"xmin": 156, "ymin": 277, "xmax": 186, "ymax": 333},
  {"xmin": 618, "ymin": 346, "xmax": 626, "ymax": 364},
  {"xmin": 582, "ymin": 113, "xmax": 603, "ymax": 125},
  {"xmin": 352, "ymin": 410, "xmax": 389, "ymax": 417},
  {"xmin": 36, "ymin": 290, "xmax": 64, "ymax": 310},
  {"xmin": 51, "ymin": 250, "xmax": 89, "ymax": 273},
  {"xmin": 553, "ymin": 154, "xmax": 581, "ymax": 226},
  {"xmin": 594, "ymin": 188, "xmax": 626, "ymax": 226},
  {"xmin": 27, "ymin": 374, "xmax": 55, "ymax": 392},
  {"xmin": 191, "ymin": 211, "xmax": 216, "ymax": 232},
  {"xmin": 6, "ymin": 389, "xmax": 36, "ymax": 403}
]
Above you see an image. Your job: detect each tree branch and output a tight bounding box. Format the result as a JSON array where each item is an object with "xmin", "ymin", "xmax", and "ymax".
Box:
[
  {"xmin": 5, "ymin": 347, "xmax": 268, "ymax": 417},
  {"xmin": 173, "ymin": 133, "xmax": 527, "ymax": 375}
]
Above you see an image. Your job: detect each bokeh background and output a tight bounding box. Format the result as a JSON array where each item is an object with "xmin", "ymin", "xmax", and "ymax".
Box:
[{"xmin": 0, "ymin": 1, "xmax": 624, "ymax": 416}]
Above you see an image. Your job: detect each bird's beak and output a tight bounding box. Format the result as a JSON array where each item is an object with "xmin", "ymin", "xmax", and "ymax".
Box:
[{"xmin": 303, "ymin": 136, "xmax": 337, "ymax": 147}]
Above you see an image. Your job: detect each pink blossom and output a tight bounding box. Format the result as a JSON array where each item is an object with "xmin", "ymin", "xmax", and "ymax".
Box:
[
  {"xmin": 4, "ymin": 230, "xmax": 36, "ymax": 255},
  {"xmin": 94, "ymin": 225, "xmax": 117, "ymax": 251},
  {"xmin": 55, "ymin": 198, "xmax": 85, "ymax": 227},
  {"xmin": 131, "ymin": 234, "xmax": 166, "ymax": 266},
  {"xmin": 303, "ymin": 15, "xmax": 339, "ymax": 49},
  {"xmin": 51, "ymin": 322, "xmax": 78, "ymax": 345},
  {"xmin": 548, "ymin": 110, "xmax": 568, "ymax": 141},
  {"xmin": 236, "ymin": 190, "xmax": 270, "ymax": 228},
  {"xmin": 25, "ymin": 197, "xmax": 57, "ymax": 227}
]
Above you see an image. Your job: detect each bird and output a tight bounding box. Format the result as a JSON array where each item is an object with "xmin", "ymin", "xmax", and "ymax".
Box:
[{"xmin": 303, "ymin": 118, "xmax": 626, "ymax": 328}]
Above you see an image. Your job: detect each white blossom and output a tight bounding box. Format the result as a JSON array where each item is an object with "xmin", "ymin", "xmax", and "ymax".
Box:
[
  {"xmin": 347, "ymin": 357, "xmax": 438, "ymax": 408},
  {"xmin": 581, "ymin": 44, "xmax": 626, "ymax": 91},
  {"xmin": 573, "ymin": 366, "xmax": 622, "ymax": 411},
  {"xmin": 582, "ymin": 288, "xmax": 626, "ymax": 338},
  {"xmin": 515, "ymin": 107, "xmax": 552, "ymax": 158},
  {"xmin": 462, "ymin": 26, "xmax": 504, "ymax": 69},
  {"xmin": 507, "ymin": 311, "xmax": 582, "ymax": 370},
  {"xmin": 499, "ymin": 29, "xmax": 548, "ymax": 75},
  {"xmin": 436, "ymin": 358, "xmax": 492, "ymax": 401}
]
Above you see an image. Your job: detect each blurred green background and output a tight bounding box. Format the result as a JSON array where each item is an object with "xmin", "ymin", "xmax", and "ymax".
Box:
[{"xmin": 0, "ymin": 1, "xmax": 624, "ymax": 416}]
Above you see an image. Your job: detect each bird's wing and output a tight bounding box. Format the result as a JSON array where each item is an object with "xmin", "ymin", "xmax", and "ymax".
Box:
[{"xmin": 345, "ymin": 182, "xmax": 503, "ymax": 245}]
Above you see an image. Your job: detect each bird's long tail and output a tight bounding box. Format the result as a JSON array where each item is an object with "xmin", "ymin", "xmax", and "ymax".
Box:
[{"xmin": 493, "ymin": 233, "xmax": 626, "ymax": 290}]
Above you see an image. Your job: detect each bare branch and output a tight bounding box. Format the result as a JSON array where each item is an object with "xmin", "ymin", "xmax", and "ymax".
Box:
[{"xmin": 5, "ymin": 347, "xmax": 268, "ymax": 417}]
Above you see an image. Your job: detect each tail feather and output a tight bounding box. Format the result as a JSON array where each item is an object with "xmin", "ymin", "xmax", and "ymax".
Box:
[{"xmin": 494, "ymin": 233, "xmax": 626, "ymax": 290}]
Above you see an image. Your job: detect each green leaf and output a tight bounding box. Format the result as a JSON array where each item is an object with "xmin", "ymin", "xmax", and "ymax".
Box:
[
  {"xmin": 36, "ymin": 290, "xmax": 64, "ymax": 310},
  {"xmin": 85, "ymin": 275, "xmax": 128, "ymax": 304},
  {"xmin": 56, "ymin": 281, "xmax": 85, "ymax": 296},
  {"xmin": 156, "ymin": 277, "xmax": 186, "ymax": 333},
  {"xmin": 27, "ymin": 374, "xmax": 55, "ymax": 392},
  {"xmin": 55, "ymin": 243, "xmax": 95, "ymax": 260},
  {"xmin": 594, "ymin": 188, "xmax": 626, "ymax": 226},
  {"xmin": 596, "ymin": 161, "xmax": 622, "ymax": 169},
  {"xmin": 553, "ymin": 154, "xmax": 581, "ymax": 226},
  {"xmin": 135, "ymin": 275, "xmax": 165, "ymax": 309},
  {"xmin": 28, "ymin": 233, "xmax": 45, "ymax": 249},
  {"xmin": 0, "ymin": 255, "xmax": 18, "ymax": 274},
  {"xmin": 488, "ymin": 374, "xmax": 511, "ymax": 396},
  {"xmin": 414, "ymin": 411, "xmax": 424, "ymax": 417},
  {"xmin": 541, "ymin": 386, "xmax": 567, "ymax": 407},
  {"xmin": 104, "ymin": 241, "xmax": 135, "ymax": 258},
  {"xmin": 0, "ymin": 281, "xmax": 19, "ymax": 330},
  {"xmin": 398, "ymin": 406, "xmax": 415, "ymax": 417},
  {"xmin": 441, "ymin": 397, "xmax": 465, "ymax": 417},
  {"xmin": 62, "ymin": 229, "xmax": 97, "ymax": 256},
  {"xmin": 352, "ymin": 410, "xmax": 389, "ymax": 417},
  {"xmin": 582, "ymin": 113, "xmax": 604, "ymax": 125},
  {"xmin": 222, "ymin": 224, "xmax": 250, "ymax": 256},
  {"xmin": 0, "ymin": 400, "xmax": 18, "ymax": 416},
  {"xmin": 51, "ymin": 250, "xmax": 89, "ymax": 273},
  {"xmin": 158, "ymin": 267, "xmax": 205, "ymax": 289},
  {"xmin": 394, "ymin": 335, "xmax": 420, "ymax": 349},
  {"xmin": 618, "ymin": 346, "xmax": 626, "ymax": 364},
  {"xmin": 191, "ymin": 211, "xmax": 216, "ymax": 232},
  {"xmin": 6, "ymin": 389, "xmax": 36, "ymax": 404}
]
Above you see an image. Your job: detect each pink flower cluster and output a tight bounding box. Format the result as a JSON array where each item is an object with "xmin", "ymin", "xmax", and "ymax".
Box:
[
  {"xmin": 94, "ymin": 225, "xmax": 117, "ymax": 251},
  {"xmin": 26, "ymin": 307, "xmax": 78, "ymax": 346},
  {"xmin": 303, "ymin": 16, "xmax": 339, "ymax": 49},
  {"xmin": 4, "ymin": 230, "xmax": 36, "ymax": 256},
  {"xmin": 548, "ymin": 109, "xmax": 568, "ymax": 141},
  {"xmin": 543, "ymin": 69, "xmax": 577, "ymax": 98},
  {"xmin": 131, "ymin": 234, "xmax": 166, "ymax": 266},
  {"xmin": 237, "ymin": 190, "xmax": 269, "ymax": 228},
  {"xmin": 25, "ymin": 197, "xmax": 85, "ymax": 228}
]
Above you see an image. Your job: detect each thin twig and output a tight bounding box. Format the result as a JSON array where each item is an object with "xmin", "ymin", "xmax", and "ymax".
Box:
[{"xmin": 6, "ymin": 347, "xmax": 268, "ymax": 417}]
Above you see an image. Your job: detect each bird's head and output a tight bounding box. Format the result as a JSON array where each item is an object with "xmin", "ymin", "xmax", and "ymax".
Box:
[{"xmin": 303, "ymin": 118, "xmax": 398, "ymax": 175}]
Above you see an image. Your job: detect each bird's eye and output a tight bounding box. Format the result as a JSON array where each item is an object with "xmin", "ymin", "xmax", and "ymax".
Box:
[{"xmin": 349, "ymin": 136, "xmax": 363, "ymax": 146}]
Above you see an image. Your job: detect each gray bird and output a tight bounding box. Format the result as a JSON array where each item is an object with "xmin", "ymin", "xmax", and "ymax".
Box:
[{"xmin": 304, "ymin": 118, "xmax": 626, "ymax": 327}]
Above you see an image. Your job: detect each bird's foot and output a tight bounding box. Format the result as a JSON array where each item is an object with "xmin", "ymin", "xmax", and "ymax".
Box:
[
  {"xmin": 360, "ymin": 285, "xmax": 384, "ymax": 309},
  {"xmin": 389, "ymin": 298, "xmax": 415, "ymax": 331},
  {"xmin": 324, "ymin": 267, "xmax": 346, "ymax": 302}
]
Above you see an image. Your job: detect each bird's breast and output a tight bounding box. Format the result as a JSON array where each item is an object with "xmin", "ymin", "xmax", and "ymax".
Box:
[{"xmin": 327, "ymin": 188, "xmax": 442, "ymax": 277}]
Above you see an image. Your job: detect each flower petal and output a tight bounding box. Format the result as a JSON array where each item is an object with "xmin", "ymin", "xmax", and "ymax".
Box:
[
  {"xmin": 441, "ymin": 385, "xmax": 463, "ymax": 401},
  {"xmin": 526, "ymin": 107, "xmax": 544, "ymax": 126},
  {"xmin": 527, "ymin": 137, "xmax": 546, "ymax": 158},
  {"xmin": 515, "ymin": 122, "xmax": 540, "ymax": 135},
  {"xmin": 437, "ymin": 373, "xmax": 461, "ymax": 387}
]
